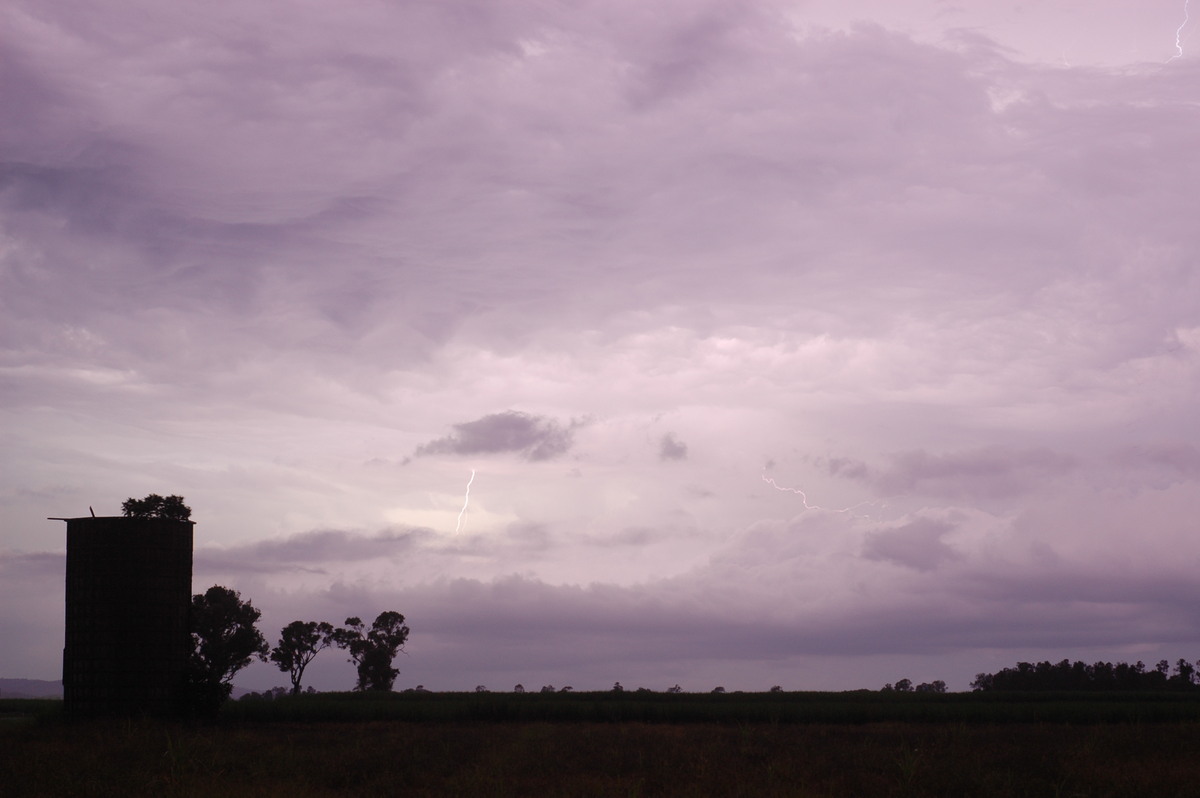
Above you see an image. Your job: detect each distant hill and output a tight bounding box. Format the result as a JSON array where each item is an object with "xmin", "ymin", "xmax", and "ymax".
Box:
[{"xmin": 0, "ymin": 678, "xmax": 63, "ymax": 699}]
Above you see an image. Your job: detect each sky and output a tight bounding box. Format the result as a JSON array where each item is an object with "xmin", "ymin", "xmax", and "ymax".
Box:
[{"xmin": 2, "ymin": 0, "xmax": 1199, "ymax": 694}]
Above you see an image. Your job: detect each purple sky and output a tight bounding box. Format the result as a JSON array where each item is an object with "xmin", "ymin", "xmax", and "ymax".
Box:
[{"xmin": 3, "ymin": 1, "xmax": 1200, "ymax": 693}]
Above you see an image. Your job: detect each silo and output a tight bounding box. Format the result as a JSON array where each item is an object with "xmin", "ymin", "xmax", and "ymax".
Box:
[{"xmin": 59, "ymin": 516, "xmax": 193, "ymax": 716}]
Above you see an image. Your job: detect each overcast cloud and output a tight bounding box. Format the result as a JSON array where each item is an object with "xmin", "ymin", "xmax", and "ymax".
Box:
[{"xmin": 3, "ymin": 0, "xmax": 1200, "ymax": 693}]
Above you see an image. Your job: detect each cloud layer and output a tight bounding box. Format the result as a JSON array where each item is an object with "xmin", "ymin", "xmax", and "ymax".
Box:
[{"xmin": 3, "ymin": 1, "xmax": 1200, "ymax": 691}]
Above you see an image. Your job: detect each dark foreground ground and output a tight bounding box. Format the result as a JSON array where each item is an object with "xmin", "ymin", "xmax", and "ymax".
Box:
[{"xmin": 4, "ymin": 694, "xmax": 1200, "ymax": 797}]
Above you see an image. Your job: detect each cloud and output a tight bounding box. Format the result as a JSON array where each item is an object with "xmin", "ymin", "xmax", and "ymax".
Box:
[
  {"xmin": 0, "ymin": 550, "xmax": 64, "ymax": 578},
  {"xmin": 414, "ymin": 411, "xmax": 576, "ymax": 461},
  {"xmin": 825, "ymin": 457, "xmax": 870, "ymax": 480},
  {"xmin": 242, "ymin": 536, "xmax": 1200, "ymax": 691},
  {"xmin": 14, "ymin": 495, "xmax": 1200, "ymax": 691},
  {"xmin": 833, "ymin": 448, "xmax": 1078, "ymax": 500},
  {"xmin": 861, "ymin": 517, "xmax": 960, "ymax": 572},
  {"xmin": 4, "ymin": 0, "xmax": 1200, "ymax": 693},
  {"xmin": 195, "ymin": 528, "xmax": 432, "ymax": 575},
  {"xmin": 659, "ymin": 432, "xmax": 688, "ymax": 461},
  {"xmin": 1113, "ymin": 444, "xmax": 1200, "ymax": 478}
]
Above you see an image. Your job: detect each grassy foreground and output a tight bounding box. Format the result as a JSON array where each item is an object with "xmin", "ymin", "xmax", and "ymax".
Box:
[{"xmin": 4, "ymin": 693, "xmax": 1200, "ymax": 797}]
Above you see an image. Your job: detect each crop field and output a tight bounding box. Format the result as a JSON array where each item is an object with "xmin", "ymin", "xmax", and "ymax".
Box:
[{"xmin": 4, "ymin": 693, "xmax": 1200, "ymax": 797}]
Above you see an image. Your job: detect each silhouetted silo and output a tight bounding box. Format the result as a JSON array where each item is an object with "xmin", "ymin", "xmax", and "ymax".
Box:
[{"xmin": 58, "ymin": 516, "xmax": 193, "ymax": 716}]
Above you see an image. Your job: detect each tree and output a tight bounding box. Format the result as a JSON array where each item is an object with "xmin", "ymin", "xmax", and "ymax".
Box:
[
  {"xmin": 893, "ymin": 678, "xmax": 913, "ymax": 692},
  {"xmin": 333, "ymin": 612, "xmax": 409, "ymax": 691},
  {"xmin": 270, "ymin": 621, "xmax": 335, "ymax": 695},
  {"xmin": 973, "ymin": 657, "xmax": 1199, "ymax": 692},
  {"xmin": 188, "ymin": 585, "xmax": 268, "ymax": 713},
  {"xmin": 122, "ymin": 493, "xmax": 192, "ymax": 521},
  {"xmin": 1170, "ymin": 658, "xmax": 1197, "ymax": 689}
]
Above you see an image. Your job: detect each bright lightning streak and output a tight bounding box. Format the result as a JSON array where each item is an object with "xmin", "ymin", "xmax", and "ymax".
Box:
[
  {"xmin": 454, "ymin": 469, "xmax": 475, "ymax": 534},
  {"xmin": 761, "ymin": 473, "xmax": 876, "ymax": 517},
  {"xmin": 1168, "ymin": 0, "xmax": 1190, "ymax": 61},
  {"xmin": 762, "ymin": 474, "xmax": 822, "ymax": 510}
]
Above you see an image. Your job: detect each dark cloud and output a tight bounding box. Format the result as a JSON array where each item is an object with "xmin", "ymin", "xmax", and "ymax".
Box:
[
  {"xmin": 577, "ymin": 525, "xmax": 699, "ymax": 548},
  {"xmin": 841, "ymin": 448, "xmax": 1078, "ymax": 500},
  {"xmin": 659, "ymin": 432, "xmax": 688, "ymax": 461},
  {"xmin": 195, "ymin": 528, "xmax": 431, "ymax": 574},
  {"xmin": 277, "ymin": 561, "xmax": 1200, "ymax": 690},
  {"xmin": 0, "ymin": 550, "xmax": 64, "ymax": 577},
  {"xmin": 825, "ymin": 456, "xmax": 870, "ymax": 480},
  {"xmin": 861, "ymin": 517, "xmax": 960, "ymax": 572},
  {"xmin": 1113, "ymin": 444, "xmax": 1200, "ymax": 478},
  {"xmin": 415, "ymin": 411, "xmax": 575, "ymax": 461}
]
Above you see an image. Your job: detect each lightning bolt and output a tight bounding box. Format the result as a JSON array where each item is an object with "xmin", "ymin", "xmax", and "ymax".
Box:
[
  {"xmin": 761, "ymin": 473, "xmax": 877, "ymax": 517},
  {"xmin": 1168, "ymin": 0, "xmax": 1190, "ymax": 61},
  {"xmin": 455, "ymin": 469, "xmax": 475, "ymax": 534}
]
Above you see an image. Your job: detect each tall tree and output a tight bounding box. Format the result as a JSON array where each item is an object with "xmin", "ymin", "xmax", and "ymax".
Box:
[
  {"xmin": 188, "ymin": 585, "xmax": 268, "ymax": 713},
  {"xmin": 334, "ymin": 612, "xmax": 409, "ymax": 691},
  {"xmin": 270, "ymin": 621, "xmax": 335, "ymax": 695},
  {"xmin": 122, "ymin": 493, "xmax": 192, "ymax": 521}
]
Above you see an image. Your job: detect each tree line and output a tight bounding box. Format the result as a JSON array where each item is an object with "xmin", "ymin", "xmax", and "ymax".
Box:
[
  {"xmin": 881, "ymin": 679, "xmax": 947, "ymax": 693},
  {"xmin": 971, "ymin": 658, "xmax": 1200, "ymax": 692},
  {"xmin": 187, "ymin": 586, "xmax": 409, "ymax": 712}
]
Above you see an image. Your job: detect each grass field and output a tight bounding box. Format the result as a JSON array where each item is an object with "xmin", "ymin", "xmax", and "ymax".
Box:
[{"xmin": 4, "ymin": 693, "xmax": 1200, "ymax": 796}]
